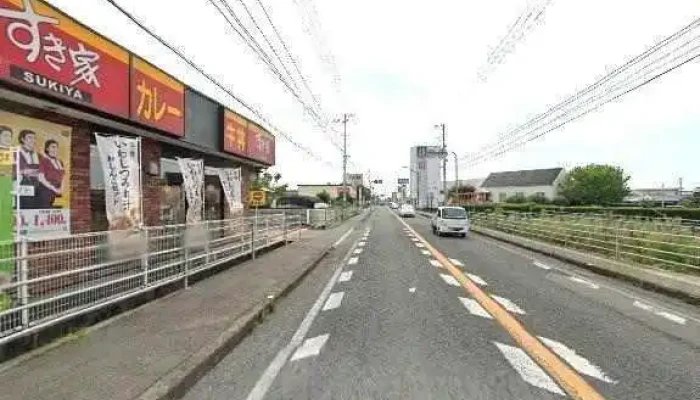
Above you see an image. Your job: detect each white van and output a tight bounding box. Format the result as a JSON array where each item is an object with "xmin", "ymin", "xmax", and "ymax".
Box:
[{"xmin": 431, "ymin": 206, "xmax": 470, "ymax": 237}]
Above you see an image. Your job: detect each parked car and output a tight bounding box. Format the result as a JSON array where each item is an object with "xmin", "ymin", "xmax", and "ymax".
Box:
[
  {"xmin": 398, "ymin": 204, "xmax": 415, "ymax": 217},
  {"xmin": 431, "ymin": 206, "xmax": 469, "ymax": 237},
  {"xmin": 389, "ymin": 202, "xmax": 399, "ymax": 209}
]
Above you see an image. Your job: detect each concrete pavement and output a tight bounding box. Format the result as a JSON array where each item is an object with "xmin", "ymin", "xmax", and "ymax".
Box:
[{"xmin": 188, "ymin": 207, "xmax": 700, "ymax": 399}]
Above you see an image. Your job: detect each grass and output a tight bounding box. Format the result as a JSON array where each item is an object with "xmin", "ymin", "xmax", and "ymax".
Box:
[{"xmin": 471, "ymin": 212, "xmax": 700, "ymax": 275}]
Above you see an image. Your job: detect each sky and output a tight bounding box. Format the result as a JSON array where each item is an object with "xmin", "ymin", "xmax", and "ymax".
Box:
[{"xmin": 46, "ymin": 0, "xmax": 700, "ymax": 196}]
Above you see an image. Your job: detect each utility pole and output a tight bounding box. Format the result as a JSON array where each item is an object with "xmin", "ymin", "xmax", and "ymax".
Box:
[
  {"xmin": 334, "ymin": 113, "xmax": 353, "ymax": 218},
  {"xmin": 452, "ymin": 151, "xmax": 459, "ymax": 204},
  {"xmin": 436, "ymin": 123, "xmax": 447, "ymax": 206}
]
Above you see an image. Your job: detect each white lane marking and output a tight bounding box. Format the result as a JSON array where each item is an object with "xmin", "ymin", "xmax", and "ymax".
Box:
[
  {"xmin": 449, "ymin": 258, "xmax": 464, "ymax": 267},
  {"xmin": 322, "ymin": 292, "xmax": 345, "ymax": 311},
  {"xmin": 655, "ymin": 311, "xmax": 687, "ymax": 325},
  {"xmin": 358, "ymin": 241, "xmax": 366, "ymax": 247},
  {"xmin": 633, "ymin": 300, "xmax": 654, "ymax": 311},
  {"xmin": 491, "ymin": 295, "xmax": 526, "ymax": 315},
  {"xmin": 246, "ymin": 237, "xmax": 359, "ymax": 400},
  {"xmin": 570, "ymin": 276, "xmax": 600, "ymax": 289},
  {"xmin": 412, "ymin": 238, "xmax": 420, "ymax": 242},
  {"xmin": 429, "ymin": 259, "xmax": 443, "ymax": 268},
  {"xmin": 409, "ymin": 287, "xmax": 416, "ymax": 293},
  {"xmin": 459, "ymin": 297, "xmax": 493, "ymax": 319},
  {"xmin": 466, "ymin": 273, "xmax": 488, "ymax": 286},
  {"xmin": 353, "ymin": 248, "xmax": 363, "ymax": 255},
  {"xmin": 440, "ymin": 274, "xmax": 461, "ymax": 287},
  {"xmin": 332, "ymin": 228, "xmax": 354, "ymax": 248},
  {"xmin": 415, "ymin": 243, "xmax": 425, "ymax": 248},
  {"xmin": 533, "ymin": 261, "xmax": 552, "ymax": 270},
  {"xmin": 421, "ymin": 250, "xmax": 431, "ymax": 256},
  {"xmin": 495, "ymin": 342, "xmax": 565, "ymax": 396},
  {"xmin": 338, "ymin": 271, "xmax": 353, "ymax": 283},
  {"xmin": 538, "ymin": 337, "xmax": 617, "ymax": 384},
  {"xmin": 478, "ymin": 237, "xmax": 700, "ymax": 324},
  {"xmin": 290, "ymin": 334, "xmax": 330, "ymax": 361},
  {"xmin": 348, "ymin": 257, "xmax": 358, "ymax": 265}
]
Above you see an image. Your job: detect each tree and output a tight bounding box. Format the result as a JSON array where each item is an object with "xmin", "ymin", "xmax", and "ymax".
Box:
[
  {"xmin": 316, "ymin": 190, "xmax": 331, "ymax": 204},
  {"xmin": 682, "ymin": 189, "xmax": 700, "ymax": 208},
  {"xmin": 558, "ymin": 164, "xmax": 630, "ymax": 206},
  {"xmin": 505, "ymin": 193, "xmax": 527, "ymax": 204},
  {"xmin": 250, "ymin": 171, "xmax": 288, "ymax": 202},
  {"xmin": 527, "ymin": 193, "xmax": 550, "ymax": 204}
]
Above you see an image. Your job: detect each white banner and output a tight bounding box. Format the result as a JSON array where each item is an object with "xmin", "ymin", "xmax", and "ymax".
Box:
[
  {"xmin": 178, "ymin": 158, "xmax": 204, "ymax": 223},
  {"xmin": 95, "ymin": 134, "xmax": 142, "ymax": 230},
  {"xmin": 218, "ymin": 167, "xmax": 243, "ymax": 214}
]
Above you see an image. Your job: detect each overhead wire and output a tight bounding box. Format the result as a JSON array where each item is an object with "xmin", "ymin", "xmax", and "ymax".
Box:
[{"xmin": 103, "ymin": 0, "xmax": 337, "ymax": 168}]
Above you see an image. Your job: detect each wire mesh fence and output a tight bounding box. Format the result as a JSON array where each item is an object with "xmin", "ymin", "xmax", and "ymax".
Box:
[
  {"xmin": 0, "ymin": 213, "xmax": 302, "ymax": 343},
  {"xmin": 470, "ymin": 211, "xmax": 700, "ymax": 274}
]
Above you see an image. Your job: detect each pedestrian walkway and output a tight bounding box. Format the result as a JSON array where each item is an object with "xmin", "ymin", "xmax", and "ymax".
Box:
[{"xmin": 0, "ymin": 219, "xmax": 360, "ymax": 400}]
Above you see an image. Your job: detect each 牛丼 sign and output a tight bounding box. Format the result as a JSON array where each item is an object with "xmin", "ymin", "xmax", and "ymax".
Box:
[
  {"xmin": 130, "ymin": 56, "xmax": 185, "ymax": 136},
  {"xmin": 223, "ymin": 109, "xmax": 247, "ymax": 158},
  {"xmin": 247, "ymin": 123, "xmax": 275, "ymax": 166},
  {"xmin": 0, "ymin": 0, "xmax": 130, "ymax": 117}
]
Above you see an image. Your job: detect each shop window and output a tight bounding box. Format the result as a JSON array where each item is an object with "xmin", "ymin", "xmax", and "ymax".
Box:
[{"xmin": 90, "ymin": 145, "xmax": 108, "ymax": 232}]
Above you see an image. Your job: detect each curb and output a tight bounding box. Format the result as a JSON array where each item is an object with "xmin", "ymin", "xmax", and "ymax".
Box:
[
  {"xmin": 138, "ymin": 223, "xmax": 358, "ymax": 400},
  {"xmin": 472, "ymin": 227, "xmax": 700, "ymax": 305}
]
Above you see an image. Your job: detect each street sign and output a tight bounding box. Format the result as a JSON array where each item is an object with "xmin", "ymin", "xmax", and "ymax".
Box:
[
  {"xmin": 398, "ymin": 178, "xmax": 409, "ymax": 185},
  {"xmin": 372, "ymin": 179, "xmax": 383, "ymax": 184},
  {"xmin": 248, "ymin": 190, "xmax": 267, "ymax": 207}
]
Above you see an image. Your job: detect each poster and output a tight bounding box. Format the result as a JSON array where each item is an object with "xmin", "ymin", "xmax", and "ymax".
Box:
[
  {"xmin": 95, "ymin": 133, "xmax": 142, "ymax": 230},
  {"xmin": 217, "ymin": 167, "xmax": 242, "ymax": 214},
  {"xmin": 177, "ymin": 158, "xmax": 204, "ymax": 223},
  {"xmin": 0, "ymin": 110, "xmax": 71, "ymax": 238}
]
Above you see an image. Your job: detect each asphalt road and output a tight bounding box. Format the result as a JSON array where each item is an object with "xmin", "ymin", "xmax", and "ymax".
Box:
[{"xmin": 185, "ymin": 207, "xmax": 700, "ymax": 400}]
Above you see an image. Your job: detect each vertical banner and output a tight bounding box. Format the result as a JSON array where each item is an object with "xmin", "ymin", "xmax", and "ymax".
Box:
[
  {"xmin": 217, "ymin": 168, "xmax": 242, "ymax": 215},
  {"xmin": 95, "ymin": 133, "xmax": 142, "ymax": 230},
  {"xmin": 1, "ymin": 110, "xmax": 71, "ymax": 238},
  {"xmin": 177, "ymin": 158, "xmax": 204, "ymax": 223}
]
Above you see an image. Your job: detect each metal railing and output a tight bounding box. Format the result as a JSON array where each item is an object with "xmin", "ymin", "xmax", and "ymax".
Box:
[
  {"xmin": 470, "ymin": 212, "xmax": 700, "ymax": 273},
  {"xmin": 0, "ymin": 214, "xmax": 303, "ymax": 344}
]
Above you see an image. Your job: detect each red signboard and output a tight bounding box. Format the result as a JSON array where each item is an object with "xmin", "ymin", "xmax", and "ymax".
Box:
[
  {"xmin": 223, "ymin": 109, "xmax": 247, "ymax": 157},
  {"xmin": 0, "ymin": 0, "xmax": 130, "ymax": 117},
  {"xmin": 130, "ymin": 56, "xmax": 185, "ymax": 137},
  {"xmin": 247, "ymin": 122, "xmax": 275, "ymax": 166}
]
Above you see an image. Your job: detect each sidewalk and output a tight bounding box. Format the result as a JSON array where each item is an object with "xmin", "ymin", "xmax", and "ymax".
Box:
[{"xmin": 0, "ymin": 218, "xmax": 361, "ymax": 400}]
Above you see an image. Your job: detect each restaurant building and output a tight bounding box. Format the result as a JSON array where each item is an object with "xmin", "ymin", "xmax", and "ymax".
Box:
[{"xmin": 0, "ymin": 0, "xmax": 275, "ymax": 238}]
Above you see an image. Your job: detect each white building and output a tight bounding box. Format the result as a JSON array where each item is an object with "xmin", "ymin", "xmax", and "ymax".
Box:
[
  {"xmin": 409, "ymin": 145, "xmax": 443, "ymax": 208},
  {"xmin": 481, "ymin": 168, "xmax": 566, "ymax": 203}
]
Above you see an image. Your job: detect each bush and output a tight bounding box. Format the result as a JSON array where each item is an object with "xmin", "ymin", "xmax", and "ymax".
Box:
[{"xmin": 463, "ymin": 203, "xmax": 700, "ymax": 221}]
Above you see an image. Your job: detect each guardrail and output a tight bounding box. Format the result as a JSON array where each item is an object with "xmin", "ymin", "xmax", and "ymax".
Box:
[
  {"xmin": 0, "ymin": 214, "xmax": 303, "ymax": 344},
  {"xmin": 470, "ymin": 212, "xmax": 700, "ymax": 274}
]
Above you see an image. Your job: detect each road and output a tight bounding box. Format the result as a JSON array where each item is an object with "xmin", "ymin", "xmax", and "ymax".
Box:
[{"xmin": 185, "ymin": 207, "xmax": 700, "ymax": 400}]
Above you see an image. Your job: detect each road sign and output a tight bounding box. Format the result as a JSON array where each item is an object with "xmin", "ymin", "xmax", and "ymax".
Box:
[
  {"xmin": 248, "ymin": 190, "xmax": 267, "ymax": 207},
  {"xmin": 398, "ymin": 178, "xmax": 409, "ymax": 185},
  {"xmin": 373, "ymin": 179, "xmax": 383, "ymax": 184}
]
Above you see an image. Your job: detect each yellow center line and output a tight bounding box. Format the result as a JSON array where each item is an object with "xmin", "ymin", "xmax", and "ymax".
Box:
[{"xmin": 394, "ymin": 214, "xmax": 606, "ymax": 400}]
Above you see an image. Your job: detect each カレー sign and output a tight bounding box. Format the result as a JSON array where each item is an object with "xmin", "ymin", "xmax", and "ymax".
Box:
[
  {"xmin": 130, "ymin": 56, "xmax": 185, "ymax": 136},
  {"xmin": 223, "ymin": 109, "xmax": 247, "ymax": 157},
  {"xmin": 0, "ymin": 0, "xmax": 130, "ymax": 117},
  {"xmin": 247, "ymin": 123, "xmax": 275, "ymax": 165}
]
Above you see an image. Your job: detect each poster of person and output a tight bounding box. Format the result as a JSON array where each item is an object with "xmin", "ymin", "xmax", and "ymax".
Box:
[
  {"xmin": 95, "ymin": 133, "xmax": 146, "ymax": 260},
  {"xmin": 0, "ymin": 110, "xmax": 72, "ymax": 239}
]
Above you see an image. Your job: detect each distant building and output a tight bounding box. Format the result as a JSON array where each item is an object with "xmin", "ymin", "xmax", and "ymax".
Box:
[
  {"xmin": 481, "ymin": 168, "xmax": 566, "ymax": 203},
  {"xmin": 296, "ymin": 184, "xmax": 355, "ymax": 199},
  {"xmin": 624, "ymin": 188, "xmax": 685, "ymax": 206},
  {"xmin": 445, "ymin": 177, "xmax": 486, "ymax": 191},
  {"xmin": 410, "ymin": 145, "xmax": 443, "ymax": 208}
]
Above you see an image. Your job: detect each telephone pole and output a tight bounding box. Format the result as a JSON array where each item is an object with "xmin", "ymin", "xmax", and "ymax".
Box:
[
  {"xmin": 334, "ymin": 113, "xmax": 353, "ymax": 218},
  {"xmin": 435, "ymin": 123, "xmax": 447, "ymax": 206}
]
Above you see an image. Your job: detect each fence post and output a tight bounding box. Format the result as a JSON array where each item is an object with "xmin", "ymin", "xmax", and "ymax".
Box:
[
  {"xmin": 283, "ymin": 213, "xmax": 288, "ymax": 245},
  {"xmin": 205, "ymin": 220, "xmax": 211, "ymax": 264},
  {"xmin": 183, "ymin": 226, "xmax": 190, "ymax": 289},
  {"xmin": 265, "ymin": 218, "xmax": 270, "ymax": 247},
  {"xmin": 141, "ymin": 229, "xmax": 150, "ymax": 287},
  {"xmin": 251, "ymin": 218, "xmax": 256, "ymax": 260},
  {"xmin": 615, "ymin": 224, "xmax": 621, "ymax": 260},
  {"xmin": 19, "ymin": 238, "xmax": 29, "ymax": 328}
]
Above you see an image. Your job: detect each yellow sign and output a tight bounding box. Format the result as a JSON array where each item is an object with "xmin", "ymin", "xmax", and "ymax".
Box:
[{"xmin": 248, "ymin": 190, "xmax": 266, "ymax": 207}]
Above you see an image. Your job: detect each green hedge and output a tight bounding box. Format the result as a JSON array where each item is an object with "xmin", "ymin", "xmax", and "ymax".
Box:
[{"xmin": 464, "ymin": 203, "xmax": 700, "ymax": 221}]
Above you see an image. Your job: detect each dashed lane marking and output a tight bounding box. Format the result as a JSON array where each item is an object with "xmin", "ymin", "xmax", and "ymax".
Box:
[
  {"xmin": 322, "ymin": 292, "xmax": 345, "ymax": 311},
  {"xmin": 415, "ymin": 242, "xmax": 425, "ymax": 248},
  {"xmin": 290, "ymin": 334, "xmax": 330, "ymax": 361},
  {"xmin": 534, "ymin": 261, "xmax": 552, "ymax": 270},
  {"xmin": 440, "ymin": 274, "xmax": 461, "ymax": 287},
  {"xmin": 409, "ymin": 287, "xmax": 416, "ymax": 293},
  {"xmin": 459, "ymin": 297, "xmax": 493, "ymax": 319},
  {"xmin": 466, "ymin": 273, "xmax": 488, "ymax": 286},
  {"xmin": 353, "ymin": 248, "xmax": 363, "ymax": 255},
  {"xmin": 449, "ymin": 258, "xmax": 464, "ymax": 266},
  {"xmin": 492, "ymin": 295, "xmax": 526, "ymax": 315},
  {"xmin": 429, "ymin": 259, "xmax": 443, "ymax": 268},
  {"xmin": 495, "ymin": 342, "xmax": 566, "ymax": 396},
  {"xmin": 570, "ymin": 276, "xmax": 600, "ymax": 290},
  {"xmin": 338, "ymin": 271, "xmax": 353, "ymax": 283},
  {"xmin": 633, "ymin": 301, "xmax": 654, "ymax": 311},
  {"xmin": 655, "ymin": 311, "xmax": 687, "ymax": 325},
  {"xmin": 421, "ymin": 250, "xmax": 431, "ymax": 256},
  {"xmin": 348, "ymin": 257, "xmax": 358, "ymax": 265},
  {"xmin": 539, "ymin": 337, "xmax": 617, "ymax": 384},
  {"xmin": 358, "ymin": 241, "xmax": 366, "ymax": 247}
]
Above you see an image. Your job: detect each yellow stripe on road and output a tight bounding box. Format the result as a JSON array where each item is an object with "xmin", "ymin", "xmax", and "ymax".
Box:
[{"xmin": 394, "ymin": 215, "xmax": 606, "ymax": 400}]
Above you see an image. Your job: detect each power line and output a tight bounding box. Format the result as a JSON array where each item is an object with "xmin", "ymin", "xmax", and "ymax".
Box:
[{"xmin": 103, "ymin": 0, "xmax": 336, "ymax": 168}]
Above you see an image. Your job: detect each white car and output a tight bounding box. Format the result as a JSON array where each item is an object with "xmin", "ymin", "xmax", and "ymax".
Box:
[
  {"xmin": 389, "ymin": 202, "xmax": 399, "ymax": 210},
  {"xmin": 431, "ymin": 206, "xmax": 470, "ymax": 237},
  {"xmin": 398, "ymin": 204, "xmax": 415, "ymax": 217}
]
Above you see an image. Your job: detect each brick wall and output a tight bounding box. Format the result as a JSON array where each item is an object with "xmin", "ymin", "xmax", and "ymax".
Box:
[
  {"xmin": 69, "ymin": 124, "xmax": 91, "ymax": 233},
  {"xmin": 141, "ymin": 138, "xmax": 162, "ymax": 226}
]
